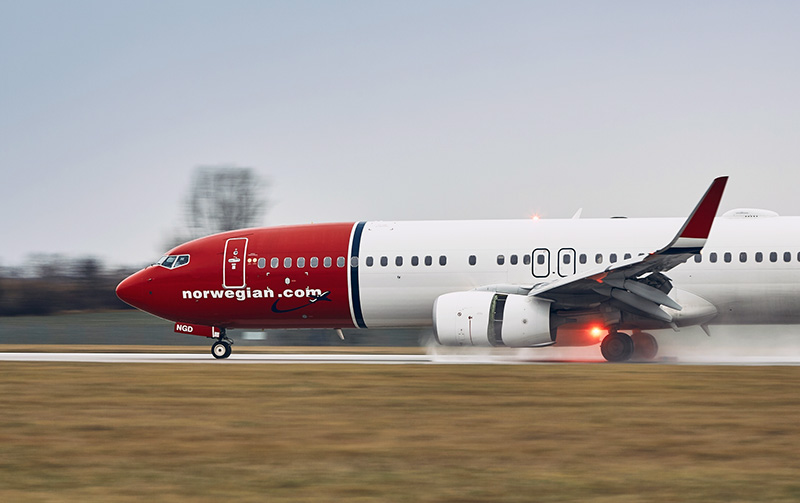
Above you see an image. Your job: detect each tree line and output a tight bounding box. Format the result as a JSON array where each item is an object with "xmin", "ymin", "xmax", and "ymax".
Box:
[
  {"xmin": 2, "ymin": 165, "xmax": 268, "ymax": 317},
  {"xmin": 0, "ymin": 255, "xmax": 138, "ymax": 316}
]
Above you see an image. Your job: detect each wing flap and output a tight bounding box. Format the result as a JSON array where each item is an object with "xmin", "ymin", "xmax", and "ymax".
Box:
[
  {"xmin": 530, "ymin": 176, "xmax": 728, "ymax": 322},
  {"xmin": 607, "ymin": 287, "xmax": 673, "ymax": 323}
]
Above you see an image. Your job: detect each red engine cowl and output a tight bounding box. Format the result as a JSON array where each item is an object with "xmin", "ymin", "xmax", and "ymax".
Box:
[{"xmin": 432, "ymin": 291, "xmax": 556, "ymax": 347}]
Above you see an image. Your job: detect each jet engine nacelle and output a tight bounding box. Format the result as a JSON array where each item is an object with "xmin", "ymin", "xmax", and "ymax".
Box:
[{"xmin": 432, "ymin": 291, "xmax": 556, "ymax": 347}]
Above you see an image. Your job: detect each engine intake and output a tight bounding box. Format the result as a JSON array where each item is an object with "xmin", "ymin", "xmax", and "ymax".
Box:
[{"xmin": 433, "ymin": 291, "xmax": 556, "ymax": 347}]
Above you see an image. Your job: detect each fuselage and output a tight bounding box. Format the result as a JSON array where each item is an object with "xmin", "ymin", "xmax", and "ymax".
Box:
[{"xmin": 116, "ymin": 213, "xmax": 800, "ymax": 333}]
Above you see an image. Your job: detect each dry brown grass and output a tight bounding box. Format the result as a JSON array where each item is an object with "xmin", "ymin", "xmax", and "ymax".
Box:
[{"xmin": 1, "ymin": 363, "xmax": 799, "ymax": 502}]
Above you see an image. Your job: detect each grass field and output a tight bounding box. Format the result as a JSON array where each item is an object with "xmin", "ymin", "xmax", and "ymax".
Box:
[{"xmin": 1, "ymin": 362, "xmax": 799, "ymax": 502}]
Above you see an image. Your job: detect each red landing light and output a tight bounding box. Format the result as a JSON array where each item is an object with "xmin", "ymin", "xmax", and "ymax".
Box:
[{"xmin": 590, "ymin": 326, "xmax": 605, "ymax": 338}]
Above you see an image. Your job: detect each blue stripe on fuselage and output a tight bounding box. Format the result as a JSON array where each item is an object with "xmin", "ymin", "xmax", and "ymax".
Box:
[{"xmin": 350, "ymin": 221, "xmax": 368, "ymax": 328}]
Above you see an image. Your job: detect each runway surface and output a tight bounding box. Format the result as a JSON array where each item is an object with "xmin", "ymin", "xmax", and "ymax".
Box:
[
  {"xmin": 0, "ymin": 352, "xmax": 434, "ymax": 364},
  {"xmin": 3, "ymin": 351, "xmax": 800, "ymax": 365}
]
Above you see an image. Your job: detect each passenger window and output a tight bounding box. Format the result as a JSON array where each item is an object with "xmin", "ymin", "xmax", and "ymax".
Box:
[
  {"xmin": 324, "ymin": 257, "xmax": 332, "ymax": 268},
  {"xmin": 510, "ymin": 255, "xmax": 518, "ymax": 265},
  {"xmin": 337, "ymin": 257, "xmax": 345, "ymax": 267},
  {"xmin": 425, "ymin": 256, "xmax": 433, "ymax": 266},
  {"xmin": 610, "ymin": 253, "xmax": 617, "ymax": 263},
  {"xmin": 563, "ymin": 254, "xmax": 571, "ymax": 265},
  {"xmin": 365, "ymin": 256, "xmax": 373, "ymax": 267},
  {"xmin": 497, "ymin": 255, "xmax": 505, "ymax": 265},
  {"xmin": 396, "ymin": 256, "xmax": 403, "ymax": 266},
  {"xmin": 380, "ymin": 256, "xmax": 388, "ymax": 267},
  {"xmin": 439, "ymin": 255, "xmax": 447, "ymax": 266},
  {"xmin": 709, "ymin": 252, "xmax": 717, "ymax": 263},
  {"xmin": 469, "ymin": 255, "xmax": 477, "ymax": 266},
  {"xmin": 297, "ymin": 257, "xmax": 306, "ymax": 268},
  {"xmin": 770, "ymin": 252, "xmax": 778, "ymax": 263},
  {"xmin": 579, "ymin": 254, "xmax": 587, "ymax": 265},
  {"xmin": 723, "ymin": 252, "xmax": 731, "ymax": 263},
  {"xmin": 755, "ymin": 252, "xmax": 763, "ymax": 263},
  {"xmin": 537, "ymin": 254, "xmax": 546, "ymax": 265},
  {"xmin": 739, "ymin": 252, "xmax": 747, "ymax": 263},
  {"xmin": 784, "ymin": 252, "xmax": 791, "ymax": 263},
  {"xmin": 411, "ymin": 256, "xmax": 419, "ymax": 266},
  {"xmin": 694, "ymin": 255, "xmax": 701, "ymax": 263},
  {"xmin": 523, "ymin": 254, "xmax": 531, "ymax": 266},
  {"xmin": 310, "ymin": 257, "xmax": 319, "ymax": 268},
  {"xmin": 624, "ymin": 253, "xmax": 631, "ymax": 260},
  {"xmin": 595, "ymin": 254, "xmax": 603, "ymax": 264},
  {"xmin": 257, "ymin": 257, "xmax": 266, "ymax": 269},
  {"xmin": 350, "ymin": 256, "xmax": 358, "ymax": 267},
  {"xmin": 271, "ymin": 257, "xmax": 279, "ymax": 268},
  {"xmin": 284, "ymin": 257, "xmax": 292, "ymax": 268}
]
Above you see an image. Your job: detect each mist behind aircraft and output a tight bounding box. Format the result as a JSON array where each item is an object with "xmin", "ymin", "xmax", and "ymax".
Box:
[{"xmin": 428, "ymin": 325, "xmax": 800, "ymax": 364}]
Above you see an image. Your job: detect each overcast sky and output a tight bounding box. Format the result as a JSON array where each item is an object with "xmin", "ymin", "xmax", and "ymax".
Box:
[{"xmin": 2, "ymin": 1, "xmax": 799, "ymax": 267}]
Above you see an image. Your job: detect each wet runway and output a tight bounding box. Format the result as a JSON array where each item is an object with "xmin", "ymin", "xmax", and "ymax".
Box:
[
  {"xmin": 0, "ymin": 352, "xmax": 434, "ymax": 364},
  {"xmin": 3, "ymin": 350, "xmax": 800, "ymax": 365}
]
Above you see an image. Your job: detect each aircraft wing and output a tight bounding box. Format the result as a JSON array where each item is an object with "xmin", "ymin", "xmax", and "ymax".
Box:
[{"xmin": 483, "ymin": 177, "xmax": 728, "ymax": 324}]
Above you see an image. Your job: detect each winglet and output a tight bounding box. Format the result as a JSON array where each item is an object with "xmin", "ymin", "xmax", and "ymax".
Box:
[{"xmin": 658, "ymin": 176, "xmax": 728, "ymax": 254}]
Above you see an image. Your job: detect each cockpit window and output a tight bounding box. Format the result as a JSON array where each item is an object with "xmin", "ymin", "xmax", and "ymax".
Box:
[{"xmin": 158, "ymin": 254, "xmax": 190, "ymax": 269}]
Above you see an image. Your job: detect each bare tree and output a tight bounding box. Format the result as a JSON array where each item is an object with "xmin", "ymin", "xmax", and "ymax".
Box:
[{"xmin": 184, "ymin": 165, "xmax": 269, "ymax": 239}]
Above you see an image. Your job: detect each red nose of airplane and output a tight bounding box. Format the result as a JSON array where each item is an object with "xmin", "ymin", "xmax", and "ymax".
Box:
[{"xmin": 116, "ymin": 269, "xmax": 152, "ymax": 311}]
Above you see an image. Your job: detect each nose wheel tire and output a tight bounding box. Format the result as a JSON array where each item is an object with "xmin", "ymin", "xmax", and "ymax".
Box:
[
  {"xmin": 600, "ymin": 332, "xmax": 634, "ymax": 362},
  {"xmin": 212, "ymin": 340, "xmax": 232, "ymax": 359}
]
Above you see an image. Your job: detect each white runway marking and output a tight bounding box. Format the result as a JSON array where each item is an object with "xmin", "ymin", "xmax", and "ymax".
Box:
[{"xmin": 2, "ymin": 351, "xmax": 800, "ymax": 365}]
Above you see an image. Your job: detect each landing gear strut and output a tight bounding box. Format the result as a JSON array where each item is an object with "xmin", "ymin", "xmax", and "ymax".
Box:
[{"xmin": 211, "ymin": 328, "xmax": 234, "ymax": 359}]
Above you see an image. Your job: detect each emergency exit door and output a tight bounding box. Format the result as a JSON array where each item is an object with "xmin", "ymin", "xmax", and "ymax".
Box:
[
  {"xmin": 223, "ymin": 237, "xmax": 248, "ymax": 288},
  {"xmin": 532, "ymin": 248, "xmax": 550, "ymax": 278},
  {"xmin": 558, "ymin": 248, "xmax": 576, "ymax": 277}
]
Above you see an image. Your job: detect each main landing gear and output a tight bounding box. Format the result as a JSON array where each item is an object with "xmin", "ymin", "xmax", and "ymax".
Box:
[
  {"xmin": 600, "ymin": 330, "xmax": 659, "ymax": 362},
  {"xmin": 211, "ymin": 328, "xmax": 234, "ymax": 359}
]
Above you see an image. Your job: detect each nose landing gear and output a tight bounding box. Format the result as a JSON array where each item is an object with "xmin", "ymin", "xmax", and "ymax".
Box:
[{"xmin": 211, "ymin": 329, "xmax": 234, "ymax": 359}]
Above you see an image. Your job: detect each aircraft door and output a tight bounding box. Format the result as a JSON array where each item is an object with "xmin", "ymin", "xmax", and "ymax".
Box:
[
  {"xmin": 532, "ymin": 248, "xmax": 550, "ymax": 278},
  {"xmin": 558, "ymin": 248, "xmax": 576, "ymax": 277},
  {"xmin": 223, "ymin": 237, "xmax": 248, "ymax": 288}
]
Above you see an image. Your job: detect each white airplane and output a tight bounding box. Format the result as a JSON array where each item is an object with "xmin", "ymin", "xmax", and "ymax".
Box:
[{"xmin": 116, "ymin": 176, "xmax": 800, "ymax": 361}]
